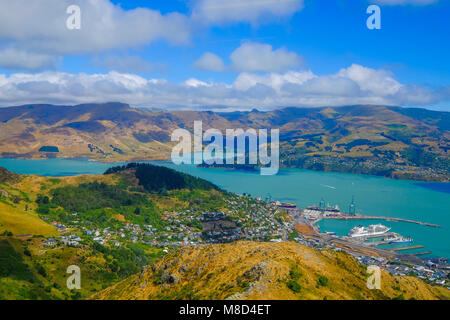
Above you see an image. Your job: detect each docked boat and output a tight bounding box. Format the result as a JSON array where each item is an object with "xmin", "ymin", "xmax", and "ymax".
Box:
[
  {"xmin": 278, "ymin": 202, "xmax": 297, "ymax": 209},
  {"xmin": 390, "ymin": 236, "xmax": 413, "ymax": 244},
  {"xmin": 383, "ymin": 233, "xmax": 413, "ymax": 244},
  {"xmin": 348, "ymin": 224, "xmax": 391, "ymax": 238}
]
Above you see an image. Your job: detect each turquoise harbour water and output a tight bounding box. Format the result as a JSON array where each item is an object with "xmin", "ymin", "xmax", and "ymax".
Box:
[{"xmin": 0, "ymin": 158, "xmax": 449, "ymax": 259}]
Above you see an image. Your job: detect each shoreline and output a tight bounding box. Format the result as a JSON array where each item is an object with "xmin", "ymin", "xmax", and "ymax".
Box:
[{"xmin": 0, "ymin": 156, "xmax": 449, "ymax": 184}]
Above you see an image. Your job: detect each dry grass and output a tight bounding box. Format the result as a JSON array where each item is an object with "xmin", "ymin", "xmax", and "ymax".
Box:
[
  {"xmin": 0, "ymin": 202, "xmax": 57, "ymax": 236},
  {"xmin": 93, "ymin": 241, "xmax": 450, "ymax": 300}
]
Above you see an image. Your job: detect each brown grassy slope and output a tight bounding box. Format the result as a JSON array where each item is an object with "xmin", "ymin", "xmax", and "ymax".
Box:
[
  {"xmin": 93, "ymin": 241, "xmax": 450, "ymax": 300},
  {"xmin": 0, "ymin": 168, "xmax": 120, "ymax": 237},
  {"xmin": 0, "ymin": 104, "xmax": 448, "ymax": 165}
]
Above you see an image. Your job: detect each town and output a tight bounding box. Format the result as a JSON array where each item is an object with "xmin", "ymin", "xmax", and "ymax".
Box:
[
  {"xmin": 40, "ymin": 193, "xmax": 291, "ymax": 247},
  {"xmin": 39, "ymin": 194, "xmax": 449, "ymax": 290}
]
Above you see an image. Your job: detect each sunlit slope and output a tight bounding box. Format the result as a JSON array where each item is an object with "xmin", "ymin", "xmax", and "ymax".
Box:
[
  {"xmin": 0, "ymin": 202, "xmax": 57, "ymax": 237},
  {"xmin": 0, "ymin": 168, "xmax": 120, "ymax": 237},
  {"xmin": 0, "ymin": 168, "xmax": 56, "ymax": 236},
  {"xmin": 94, "ymin": 241, "xmax": 450, "ymax": 300}
]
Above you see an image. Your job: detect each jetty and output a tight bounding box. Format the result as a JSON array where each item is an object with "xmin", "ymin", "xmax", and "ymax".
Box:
[
  {"xmin": 326, "ymin": 214, "xmax": 441, "ymax": 228},
  {"xmin": 410, "ymin": 251, "xmax": 432, "ymax": 256},
  {"xmin": 392, "ymin": 245, "xmax": 424, "ymax": 252}
]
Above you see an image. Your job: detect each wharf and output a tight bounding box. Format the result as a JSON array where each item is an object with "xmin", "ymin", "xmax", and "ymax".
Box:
[
  {"xmin": 392, "ymin": 245, "xmax": 424, "ymax": 252},
  {"xmin": 326, "ymin": 215, "xmax": 441, "ymax": 228}
]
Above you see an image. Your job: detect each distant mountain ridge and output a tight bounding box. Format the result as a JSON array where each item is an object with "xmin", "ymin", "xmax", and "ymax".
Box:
[{"xmin": 0, "ymin": 102, "xmax": 448, "ymax": 181}]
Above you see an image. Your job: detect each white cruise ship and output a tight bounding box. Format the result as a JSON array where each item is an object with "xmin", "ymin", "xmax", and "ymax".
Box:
[{"xmin": 348, "ymin": 224, "xmax": 391, "ymax": 238}]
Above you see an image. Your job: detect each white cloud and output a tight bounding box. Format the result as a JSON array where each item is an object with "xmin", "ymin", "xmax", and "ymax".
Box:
[
  {"xmin": 192, "ymin": 53, "xmax": 226, "ymax": 71},
  {"xmin": 337, "ymin": 64, "xmax": 402, "ymax": 96},
  {"xmin": 0, "ymin": 0, "xmax": 308, "ymax": 71},
  {"xmin": 0, "ymin": 65, "xmax": 445, "ymax": 110},
  {"xmin": 190, "ymin": 0, "xmax": 304, "ymax": 25},
  {"xmin": 373, "ymin": 0, "xmax": 438, "ymax": 5},
  {"xmin": 0, "ymin": 0, "xmax": 191, "ymax": 70},
  {"xmin": 233, "ymin": 70, "xmax": 315, "ymax": 91},
  {"xmin": 230, "ymin": 42, "xmax": 303, "ymax": 72},
  {"xmin": 194, "ymin": 42, "xmax": 303, "ymax": 73},
  {"xmin": 183, "ymin": 78, "xmax": 212, "ymax": 87}
]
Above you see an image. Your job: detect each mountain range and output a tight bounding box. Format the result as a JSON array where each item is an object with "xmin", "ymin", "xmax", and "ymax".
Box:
[{"xmin": 0, "ymin": 102, "xmax": 448, "ymax": 181}]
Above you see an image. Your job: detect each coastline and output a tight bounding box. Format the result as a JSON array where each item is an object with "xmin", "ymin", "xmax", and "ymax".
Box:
[
  {"xmin": 1, "ymin": 158, "xmax": 449, "ymax": 262},
  {"xmin": 1, "ymin": 155, "xmax": 448, "ymax": 183}
]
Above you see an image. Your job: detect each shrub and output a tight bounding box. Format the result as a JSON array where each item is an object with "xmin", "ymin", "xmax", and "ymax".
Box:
[
  {"xmin": 36, "ymin": 264, "xmax": 47, "ymax": 278},
  {"xmin": 286, "ymin": 280, "xmax": 301, "ymax": 293},
  {"xmin": 289, "ymin": 266, "xmax": 302, "ymax": 280},
  {"xmin": 317, "ymin": 275, "xmax": 329, "ymax": 287},
  {"xmin": 23, "ymin": 248, "xmax": 32, "ymax": 257}
]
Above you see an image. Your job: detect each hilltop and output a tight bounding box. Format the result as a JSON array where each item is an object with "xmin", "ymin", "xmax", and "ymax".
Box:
[
  {"xmin": 94, "ymin": 241, "xmax": 450, "ymax": 300},
  {"xmin": 0, "ymin": 103, "xmax": 448, "ymax": 181},
  {"xmin": 104, "ymin": 163, "xmax": 219, "ymax": 193},
  {"xmin": 0, "ymin": 167, "xmax": 21, "ymax": 183}
]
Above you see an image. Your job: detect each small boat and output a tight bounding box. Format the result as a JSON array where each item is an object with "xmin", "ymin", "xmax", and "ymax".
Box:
[
  {"xmin": 390, "ymin": 236, "xmax": 413, "ymax": 244},
  {"xmin": 279, "ymin": 202, "xmax": 297, "ymax": 209}
]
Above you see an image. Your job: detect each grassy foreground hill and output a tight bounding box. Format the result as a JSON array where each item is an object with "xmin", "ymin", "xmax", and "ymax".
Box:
[
  {"xmin": 93, "ymin": 241, "xmax": 450, "ymax": 300},
  {"xmin": 0, "ymin": 164, "xmax": 225, "ymax": 299},
  {"xmin": 0, "ymin": 103, "xmax": 448, "ymax": 181}
]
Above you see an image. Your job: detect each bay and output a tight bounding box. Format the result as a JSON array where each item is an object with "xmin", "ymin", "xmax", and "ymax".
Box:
[{"xmin": 0, "ymin": 158, "xmax": 448, "ymax": 259}]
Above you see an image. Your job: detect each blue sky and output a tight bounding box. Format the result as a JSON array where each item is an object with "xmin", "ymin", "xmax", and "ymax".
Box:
[{"xmin": 0, "ymin": 0, "xmax": 448, "ymax": 110}]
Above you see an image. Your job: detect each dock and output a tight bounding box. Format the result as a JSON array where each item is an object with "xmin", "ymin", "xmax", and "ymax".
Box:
[
  {"xmin": 365, "ymin": 232, "xmax": 396, "ymax": 239},
  {"xmin": 298, "ymin": 211, "xmax": 435, "ymax": 261},
  {"xmin": 410, "ymin": 251, "xmax": 432, "ymax": 256},
  {"xmin": 327, "ymin": 215, "xmax": 441, "ymax": 228},
  {"xmin": 392, "ymin": 245, "xmax": 424, "ymax": 252}
]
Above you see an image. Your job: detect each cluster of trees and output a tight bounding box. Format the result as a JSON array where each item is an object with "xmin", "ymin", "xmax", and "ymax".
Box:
[
  {"xmin": 0, "ymin": 240, "xmax": 34, "ymax": 280},
  {"xmin": 50, "ymin": 182, "xmax": 146, "ymax": 213},
  {"xmin": 36, "ymin": 181, "xmax": 165, "ymax": 228},
  {"xmin": 92, "ymin": 242, "xmax": 160, "ymax": 278},
  {"xmin": 402, "ymin": 147, "xmax": 442, "ymax": 168},
  {"xmin": 105, "ymin": 163, "xmax": 219, "ymax": 193}
]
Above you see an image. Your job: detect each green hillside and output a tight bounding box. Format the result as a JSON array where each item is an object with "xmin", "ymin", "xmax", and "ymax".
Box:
[{"xmin": 0, "ymin": 165, "xmax": 228, "ymax": 299}]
